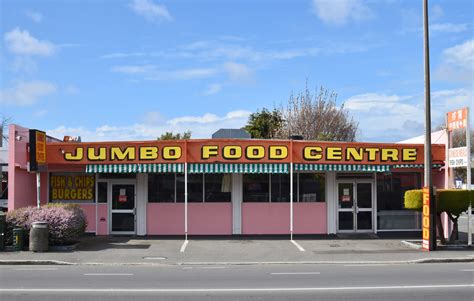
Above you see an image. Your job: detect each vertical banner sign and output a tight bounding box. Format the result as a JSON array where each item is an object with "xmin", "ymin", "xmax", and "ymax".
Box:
[
  {"xmin": 29, "ymin": 129, "xmax": 47, "ymax": 171},
  {"xmin": 422, "ymin": 187, "xmax": 430, "ymax": 251}
]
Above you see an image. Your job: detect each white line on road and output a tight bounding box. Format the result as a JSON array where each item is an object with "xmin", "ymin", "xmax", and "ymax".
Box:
[
  {"xmin": 180, "ymin": 240, "xmax": 189, "ymax": 253},
  {"xmin": 83, "ymin": 273, "xmax": 134, "ymax": 276},
  {"xmin": 1, "ymin": 284, "xmax": 473, "ymax": 293},
  {"xmin": 291, "ymin": 240, "xmax": 305, "ymax": 252},
  {"xmin": 13, "ymin": 268, "xmax": 58, "ymax": 271},
  {"xmin": 343, "ymin": 264, "xmax": 388, "ymax": 267},
  {"xmin": 271, "ymin": 272, "xmax": 321, "ymax": 275},
  {"xmin": 459, "ymin": 269, "xmax": 474, "ymax": 272},
  {"xmin": 196, "ymin": 266, "xmax": 226, "ymax": 269}
]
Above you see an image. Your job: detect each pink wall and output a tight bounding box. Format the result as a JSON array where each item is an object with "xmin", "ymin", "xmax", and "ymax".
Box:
[
  {"xmin": 147, "ymin": 203, "xmax": 232, "ymax": 235},
  {"xmin": 242, "ymin": 203, "xmax": 327, "ymax": 234},
  {"xmin": 147, "ymin": 203, "xmax": 184, "ymax": 235},
  {"xmin": 79, "ymin": 204, "xmax": 97, "ymax": 233},
  {"xmin": 293, "ymin": 203, "xmax": 327, "ymax": 234},
  {"xmin": 242, "ymin": 203, "xmax": 290, "ymax": 234},
  {"xmin": 96, "ymin": 204, "xmax": 108, "ymax": 235},
  {"xmin": 8, "ymin": 124, "xmax": 49, "ymax": 210},
  {"xmin": 188, "ymin": 203, "xmax": 232, "ymax": 235}
]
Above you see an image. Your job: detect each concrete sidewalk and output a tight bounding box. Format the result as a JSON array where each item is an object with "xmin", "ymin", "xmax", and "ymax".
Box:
[{"xmin": 0, "ymin": 235, "xmax": 473, "ymax": 266}]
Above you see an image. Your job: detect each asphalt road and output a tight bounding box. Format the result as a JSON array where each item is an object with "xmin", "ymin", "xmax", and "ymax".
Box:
[{"xmin": 0, "ymin": 262, "xmax": 473, "ymax": 300}]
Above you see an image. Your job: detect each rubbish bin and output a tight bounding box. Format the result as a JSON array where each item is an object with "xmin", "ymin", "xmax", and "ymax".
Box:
[
  {"xmin": 0, "ymin": 214, "xmax": 5, "ymax": 251},
  {"xmin": 29, "ymin": 222, "xmax": 49, "ymax": 252},
  {"xmin": 12, "ymin": 228, "xmax": 25, "ymax": 251}
]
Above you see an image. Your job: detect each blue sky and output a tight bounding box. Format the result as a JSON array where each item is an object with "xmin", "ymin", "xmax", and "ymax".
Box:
[{"xmin": 0, "ymin": 0, "xmax": 472, "ymax": 142}]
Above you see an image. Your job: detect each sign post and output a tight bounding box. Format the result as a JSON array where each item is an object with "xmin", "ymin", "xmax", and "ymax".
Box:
[
  {"xmin": 446, "ymin": 107, "xmax": 471, "ymax": 246},
  {"xmin": 29, "ymin": 129, "xmax": 47, "ymax": 208}
]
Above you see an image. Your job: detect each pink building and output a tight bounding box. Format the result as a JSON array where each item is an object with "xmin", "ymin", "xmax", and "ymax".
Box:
[{"xmin": 8, "ymin": 124, "xmax": 447, "ymax": 236}]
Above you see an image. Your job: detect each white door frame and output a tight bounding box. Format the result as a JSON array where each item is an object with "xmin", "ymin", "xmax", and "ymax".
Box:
[
  {"xmin": 108, "ymin": 179, "xmax": 137, "ymax": 235},
  {"xmin": 336, "ymin": 178, "xmax": 375, "ymax": 233}
]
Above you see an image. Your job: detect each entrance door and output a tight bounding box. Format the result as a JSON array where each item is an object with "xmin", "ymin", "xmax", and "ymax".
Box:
[
  {"xmin": 111, "ymin": 184, "xmax": 136, "ymax": 234},
  {"xmin": 337, "ymin": 181, "xmax": 373, "ymax": 232}
]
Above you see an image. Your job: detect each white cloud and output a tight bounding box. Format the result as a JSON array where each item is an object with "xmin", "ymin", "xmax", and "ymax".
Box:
[
  {"xmin": 203, "ymin": 83, "xmax": 222, "ymax": 95},
  {"xmin": 344, "ymin": 92, "xmax": 423, "ymax": 141},
  {"xmin": 311, "ymin": 0, "xmax": 373, "ymax": 26},
  {"xmin": 430, "ymin": 23, "xmax": 468, "ymax": 34},
  {"xmin": 129, "ymin": 0, "xmax": 172, "ymax": 22},
  {"xmin": 25, "ymin": 11, "xmax": 43, "ymax": 23},
  {"xmin": 4, "ymin": 28, "xmax": 55, "ymax": 56},
  {"xmin": 443, "ymin": 39, "xmax": 474, "ymax": 67},
  {"xmin": 47, "ymin": 110, "xmax": 252, "ymax": 141},
  {"xmin": 431, "ymin": 4, "xmax": 444, "ymax": 21},
  {"xmin": 32, "ymin": 110, "xmax": 48, "ymax": 117},
  {"xmin": 435, "ymin": 39, "xmax": 473, "ymax": 83},
  {"xmin": 344, "ymin": 88, "xmax": 473, "ymax": 142},
  {"xmin": 146, "ymin": 68, "xmax": 218, "ymax": 80},
  {"xmin": 111, "ymin": 65, "xmax": 157, "ymax": 74},
  {"xmin": 143, "ymin": 111, "xmax": 165, "ymax": 125},
  {"xmin": 0, "ymin": 80, "xmax": 57, "ymax": 106},
  {"xmin": 223, "ymin": 62, "xmax": 254, "ymax": 83}
]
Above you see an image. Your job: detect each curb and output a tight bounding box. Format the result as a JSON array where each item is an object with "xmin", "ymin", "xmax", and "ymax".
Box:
[
  {"xmin": 0, "ymin": 260, "xmax": 76, "ymax": 265},
  {"xmin": 0, "ymin": 257, "xmax": 473, "ymax": 266}
]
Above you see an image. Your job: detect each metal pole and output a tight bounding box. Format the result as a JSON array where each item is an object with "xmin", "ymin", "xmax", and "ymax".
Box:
[
  {"xmin": 466, "ymin": 108, "xmax": 471, "ymax": 246},
  {"xmin": 290, "ymin": 162, "xmax": 294, "ymax": 241},
  {"xmin": 184, "ymin": 162, "xmax": 188, "ymax": 241},
  {"xmin": 36, "ymin": 172, "xmax": 41, "ymax": 208},
  {"xmin": 423, "ymin": 0, "xmax": 436, "ymax": 251}
]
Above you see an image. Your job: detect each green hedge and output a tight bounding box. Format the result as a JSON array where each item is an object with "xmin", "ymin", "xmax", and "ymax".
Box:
[{"xmin": 404, "ymin": 189, "xmax": 474, "ymax": 214}]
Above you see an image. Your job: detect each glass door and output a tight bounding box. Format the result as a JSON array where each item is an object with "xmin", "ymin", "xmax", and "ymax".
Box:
[
  {"xmin": 110, "ymin": 184, "xmax": 136, "ymax": 234},
  {"xmin": 337, "ymin": 181, "xmax": 373, "ymax": 232}
]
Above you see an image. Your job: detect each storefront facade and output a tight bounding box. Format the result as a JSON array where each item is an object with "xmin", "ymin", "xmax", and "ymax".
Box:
[{"xmin": 8, "ymin": 124, "xmax": 446, "ymax": 236}]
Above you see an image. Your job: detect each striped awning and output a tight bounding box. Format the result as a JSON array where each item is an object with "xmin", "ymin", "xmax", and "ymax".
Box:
[
  {"xmin": 392, "ymin": 163, "xmax": 443, "ymax": 169},
  {"xmin": 86, "ymin": 163, "xmax": 184, "ymax": 173},
  {"xmin": 294, "ymin": 164, "xmax": 390, "ymax": 172},
  {"xmin": 188, "ymin": 163, "xmax": 289, "ymax": 174}
]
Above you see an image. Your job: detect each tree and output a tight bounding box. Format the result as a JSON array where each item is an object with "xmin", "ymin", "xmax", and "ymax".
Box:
[
  {"xmin": 243, "ymin": 108, "xmax": 284, "ymax": 139},
  {"xmin": 1, "ymin": 115, "xmax": 11, "ymax": 147},
  {"xmin": 158, "ymin": 131, "xmax": 191, "ymax": 140},
  {"xmin": 277, "ymin": 85, "xmax": 358, "ymax": 141}
]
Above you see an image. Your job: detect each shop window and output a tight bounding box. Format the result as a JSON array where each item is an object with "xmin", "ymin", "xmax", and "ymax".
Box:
[
  {"xmin": 271, "ymin": 174, "xmax": 290, "ymax": 202},
  {"xmin": 188, "ymin": 174, "xmax": 203, "ymax": 202},
  {"xmin": 298, "ymin": 173, "xmax": 325, "ymax": 202},
  {"xmin": 377, "ymin": 172, "xmax": 422, "ymax": 230},
  {"xmin": 148, "ymin": 174, "xmax": 175, "ymax": 203},
  {"xmin": 98, "ymin": 173, "xmax": 136, "ymax": 179},
  {"xmin": 149, "ymin": 173, "xmax": 230, "ymax": 203},
  {"xmin": 97, "ymin": 182, "xmax": 107, "ymax": 203},
  {"xmin": 244, "ymin": 173, "xmax": 326, "ymax": 203},
  {"xmin": 243, "ymin": 174, "xmax": 269, "ymax": 202},
  {"xmin": 205, "ymin": 174, "xmax": 231, "ymax": 202}
]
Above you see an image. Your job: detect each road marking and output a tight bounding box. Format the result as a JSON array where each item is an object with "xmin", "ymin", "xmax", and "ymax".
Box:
[
  {"xmin": 271, "ymin": 272, "xmax": 320, "ymax": 275},
  {"xmin": 0, "ymin": 284, "xmax": 473, "ymax": 293},
  {"xmin": 196, "ymin": 266, "xmax": 226, "ymax": 269},
  {"xmin": 13, "ymin": 268, "xmax": 58, "ymax": 271},
  {"xmin": 344, "ymin": 264, "xmax": 388, "ymax": 267},
  {"xmin": 83, "ymin": 273, "xmax": 134, "ymax": 276},
  {"xmin": 180, "ymin": 240, "xmax": 189, "ymax": 253},
  {"xmin": 291, "ymin": 240, "xmax": 305, "ymax": 252},
  {"xmin": 459, "ymin": 269, "xmax": 474, "ymax": 272}
]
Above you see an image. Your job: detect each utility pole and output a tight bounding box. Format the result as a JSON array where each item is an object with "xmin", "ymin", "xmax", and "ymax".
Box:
[{"xmin": 423, "ymin": 0, "xmax": 436, "ymax": 251}]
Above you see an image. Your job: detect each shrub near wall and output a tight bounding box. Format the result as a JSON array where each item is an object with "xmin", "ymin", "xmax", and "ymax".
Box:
[
  {"xmin": 4, "ymin": 204, "xmax": 87, "ymax": 246},
  {"xmin": 404, "ymin": 189, "xmax": 474, "ymax": 243}
]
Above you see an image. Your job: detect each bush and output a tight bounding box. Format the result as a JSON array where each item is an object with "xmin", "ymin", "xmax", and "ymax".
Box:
[
  {"xmin": 404, "ymin": 189, "xmax": 473, "ymax": 243},
  {"xmin": 404, "ymin": 190, "xmax": 423, "ymax": 210},
  {"xmin": 4, "ymin": 204, "xmax": 87, "ymax": 246}
]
